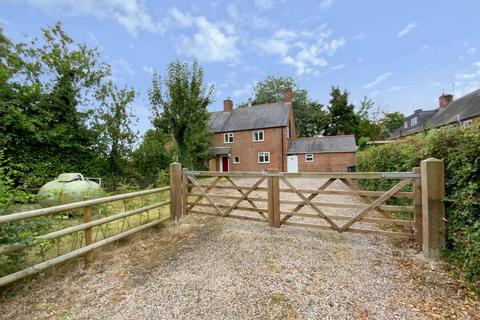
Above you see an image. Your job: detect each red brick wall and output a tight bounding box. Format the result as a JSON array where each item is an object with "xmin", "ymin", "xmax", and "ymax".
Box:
[
  {"xmin": 212, "ymin": 127, "xmax": 284, "ymax": 171},
  {"xmin": 294, "ymin": 152, "xmax": 356, "ymax": 172}
]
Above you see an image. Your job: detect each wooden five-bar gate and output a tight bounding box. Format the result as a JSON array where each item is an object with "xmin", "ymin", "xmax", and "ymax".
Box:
[{"xmin": 170, "ymin": 158, "xmax": 445, "ymax": 257}]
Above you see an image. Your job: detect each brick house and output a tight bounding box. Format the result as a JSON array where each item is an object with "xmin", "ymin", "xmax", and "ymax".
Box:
[{"xmin": 207, "ymin": 89, "xmax": 357, "ymax": 172}]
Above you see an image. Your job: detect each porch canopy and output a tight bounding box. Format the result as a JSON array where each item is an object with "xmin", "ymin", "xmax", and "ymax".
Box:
[{"xmin": 209, "ymin": 147, "xmax": 231, "ymax": 156}]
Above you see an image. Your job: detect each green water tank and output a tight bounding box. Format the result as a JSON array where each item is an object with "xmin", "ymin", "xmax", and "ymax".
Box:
[{"xmin": 38, "ymin": 173, "xmax": 104, "ymax": 207}]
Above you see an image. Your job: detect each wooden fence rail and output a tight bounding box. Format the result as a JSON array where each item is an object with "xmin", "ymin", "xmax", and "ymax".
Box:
[{"xmin": 0, "ymin": 186, "xmax": 171, "ymax": 287}]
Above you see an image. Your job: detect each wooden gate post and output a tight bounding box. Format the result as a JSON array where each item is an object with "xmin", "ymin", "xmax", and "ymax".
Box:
[
  {"xmin": 420, "ymin": 158, "xmax": 445, "ymax": 257},
  {"xmin": 267, "ymin": 169, "xmax": 280, "ymax": 228},
  {"xmin": 412, "ymin": 167, "xmax": 422, "ymax": 245},
  {"xmin": 169, "ymin": 162, "xmax": 183, "ymax": 223}
]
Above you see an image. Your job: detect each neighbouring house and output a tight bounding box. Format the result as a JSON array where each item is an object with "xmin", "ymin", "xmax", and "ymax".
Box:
[
  {"xmin": 207, "ymin": 89, "xmax": 357, "ymax": 172},
  {"xmin": 389, "ymin": 90, "xmax": 480, "ymax": 139}
]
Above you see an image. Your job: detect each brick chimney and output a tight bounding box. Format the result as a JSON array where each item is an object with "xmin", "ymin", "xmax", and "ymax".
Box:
[
  {"xmin": 438, "ymin": 94, "xmax": 453, "ymax": 108},
  {"xmin": 223, "ymin": 98, "xmax": 233, "ymax": 112},
  {"xmin": 414, "ymin": 108, "xmax": 423, "ymax": 113},
  {"xmin": 284, "ymin": 88, "xmax": 293, "ymax": 103}
]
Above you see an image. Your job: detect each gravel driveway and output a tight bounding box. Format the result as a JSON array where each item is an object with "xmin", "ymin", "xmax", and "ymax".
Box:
[{"xmin": 1, "ymin": 179, "xmax": 479, "ymax": 319}]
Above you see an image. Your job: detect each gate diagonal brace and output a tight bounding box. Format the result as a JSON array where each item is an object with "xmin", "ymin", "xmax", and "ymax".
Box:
[
  {"xmin": 280, "ymin": 176, "xmax": 341, "ymax": 231},
  {"xmin": 186, "ymin": 175, "xmax": 224, "ymax": 216},
  {"xmin": 187, "ymin": 176, "xmax": 222, "ymax": 211},
  {"xmin": 222, "ymin": 177, "xmax": 266, "ymax": 217},
  {"xmin": 340, "ymin": 178, "xmax": 412, "ymax": 232},
  {"xmin": 280, "ymin": 178, "xmax": 336, "ymax": 224},
  {"xmin": 224, "ymin": 176, "xmax": 267, "ymax": 219}
]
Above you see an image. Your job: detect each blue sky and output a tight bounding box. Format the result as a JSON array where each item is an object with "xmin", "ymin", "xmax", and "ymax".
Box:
[{"xmin": 1, "ymin": 0, "xmax": 480, "ymax": 134}]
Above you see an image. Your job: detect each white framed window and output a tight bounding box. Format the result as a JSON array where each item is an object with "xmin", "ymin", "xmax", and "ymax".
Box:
[
  {"xmin": 410, "ymin": 116, "xmax": 418, "ymax": 126},
  {"xmin": 403, "ymin": 121, "xmax": 408, "ymax": 129},
  {"xmin": 252, "ymin": 130, "xmax": 264, "ymax": 142},
  {"xmin": 258, "ymin": 152, "xmax": 270, "ymax": 164},
  {"xmin": 463, "ymin": 119, "xmax": 473, "ymax": 126},
  {"xmin": 224, "ymin": 132, "xmax": 234, "ymax": 143},
  {"xmin": 233, "ymin": 156, "xmax": 240, "ymax": 164},
  {"xmin": 305, "ymin": 154, "xmax": 314, "ymax": 162}
]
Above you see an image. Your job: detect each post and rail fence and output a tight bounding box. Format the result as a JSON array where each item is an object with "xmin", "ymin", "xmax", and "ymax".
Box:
[
  {"xmin": 0, "ymin": 186, "xmax": 172, "ymax": 288},
  {"xmin": 0, "ymin": 159, "xmax": 445, "ymax": 288}
]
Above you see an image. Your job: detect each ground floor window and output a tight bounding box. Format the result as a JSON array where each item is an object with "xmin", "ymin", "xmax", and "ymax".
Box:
[
  {"xmin": 258, "ymin": 152, "xmax": 270, "ymax": 163},
  {"xmin": 233, "ymin": 156, "xmax": 240, "ymax": 164},
  {"xmin": 305, "ymin": 154, "xmax": 314, "ymax": 162}
]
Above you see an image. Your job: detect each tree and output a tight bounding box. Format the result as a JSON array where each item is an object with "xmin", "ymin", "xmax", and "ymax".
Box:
[
  {"xmin": 356, "ymin": 96, "xmax": 383, "ymax": 140},
  {"xmin": 149, "ymin": 60, "xmax": 214, "ymax": 169},
  {"xmin": 0, "ymin": 22, "xmax": 111, "ymax": 188},
  {"xmin": 239, "ymin": 75, "xmax": 327, "ymax": 137},
  {"xmin": 379, "ymin": 112, "xmax": 405, "ymax": 137},
  {"xmin": 132, "ymin": 129, "xmax": 172, "ymax": 187},
  {"xmin": 323, "ymin": 87, "xmax": 359, "ymax": 136},
  {"xmin": 94, "ymin": 81, "xmax": 138, "ymax": 177}
]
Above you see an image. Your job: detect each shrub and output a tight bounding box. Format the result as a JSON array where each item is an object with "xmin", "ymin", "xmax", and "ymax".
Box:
[{"xmin": 357, "ymin": 124, "xmax": 480, "ymax": 293}]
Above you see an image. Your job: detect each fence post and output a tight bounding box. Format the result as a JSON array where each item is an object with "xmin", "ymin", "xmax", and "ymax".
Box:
[
  {"xmin": 420, "ymin": 158, "xmax": 445, "ymax": 257},
  {"xmin": 169, "ymin": 162, "xmax": 182, "ymax": 223},
  {"xmin": 83, "ymin": 196, "xmax": 93, "ymax": 266},
  {"xmin": 267, "ymin": 169, "xmax": 280, "ymax": 228},
  {"xmin": 412, "ymin": 167, "xmax": 422, "ymax": 245}
]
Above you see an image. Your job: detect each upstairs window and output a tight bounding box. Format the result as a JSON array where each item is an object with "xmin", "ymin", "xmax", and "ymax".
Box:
[
  {"xmin": 258, "ymin": 152, "xmax": 270, "ymax": 163},
  {"xmin": 224, "ymin": 132, "xmax": 234, "ymax": 143},
  {"xmin": 410, "ymin": 116, "xmax": 418, "ymax": 126},
  {"xmin": 305, "ymin": 154, "xmax": 314, "ymax": 162},
  {"xmin": 253, "ymin": 130, "xmax": 264, "ymax": 142}
]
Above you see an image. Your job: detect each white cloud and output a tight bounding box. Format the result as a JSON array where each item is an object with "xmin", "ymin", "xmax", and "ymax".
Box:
[
  {"xmin": 474, "ymin": 61, "xmax": 480, "ymax": 68},
  {"xmin": 142, "ymin": 65, "xmax": 154, "ymax": 74},
  {"xmin": 386, "ymin": 85, "xmax": 407, "ymax": 92},
  {"xmin": 362, "ymin": 72, "xmax": 393, "ymax": 89},
  {"xmin": 253, "ymin": 27, "xmax": 344, "ymax": 75},
  {"xmin": 397, "ymin": 22, "xmax": 418, "ymax": 38},
  {"xmin": 226, "ymin": 3, "xmax": 271, "ymax": 30},
  {"xmin": 112, "ymin": 58, "xmax": 134, "ymax": 75},
  {"xmin": 466, "ymin": 47, "xmax": 477, "ymax": 55},
  {"xmin": 331, "ymin": 64, "xmax": 346, "ymax": 70},
  {"xmin": 20, "ymin": 0, "xmax": 164, "ymax": 36},
  {"xmin": 232, "ymin": 81, "xmax": 256, "ymax": 98},
  {"xmin": 370, "ymin": 90, "xmax": 380, "ymax": 97},
  {"xmin": 254, "ymin": 0, "xmax": 273, "ymax": 10},
  {"xmin": 169, "ymin": 7, "xmax": 239, "ymax": 63},
  {"xmin": 323, "ymin": 38, "xmax": 346, "ymax": 56},
  {"xmin": 319, "ymin": 0, "xmax": 336, "ymax": 11},
  {"xmin": 420, "ymin": 45, "xmax": 430, "ymax": 52}
]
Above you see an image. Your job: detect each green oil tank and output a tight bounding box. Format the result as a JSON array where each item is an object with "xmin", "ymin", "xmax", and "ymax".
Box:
[{"xmin": 38, "ymin": 173, "xmax": 104, "ymax": 207}]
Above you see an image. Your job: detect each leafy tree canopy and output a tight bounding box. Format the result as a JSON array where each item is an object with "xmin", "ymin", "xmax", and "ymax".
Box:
[{"xmin": 149, "ymin": 60, "xmax": 214, "ymax": 169}]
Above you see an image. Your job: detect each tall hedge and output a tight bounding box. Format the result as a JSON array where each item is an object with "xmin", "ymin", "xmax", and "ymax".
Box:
[{"xmin": 357, "ymin": 124, "xmax": 480, "ymax": 293}]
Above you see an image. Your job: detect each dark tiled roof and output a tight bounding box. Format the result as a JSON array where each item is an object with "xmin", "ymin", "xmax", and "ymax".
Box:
[
  {"xmin": 425, "ymin": 89, "xmax": 480, "ymax": 128},
  {"xmin": 208, "ymin": 147, "xmax": 231, "ymax": 155},
  {"xmin": 209, "ymin": 102, "xmax": 290, "ymax": 133},
  {"xmin": 389, "ymin": 109, "xmax": 437, "ymax": 139},
  {"xmin": 287, "ymin": 135, "xmax": 357, "ymax": 154}
]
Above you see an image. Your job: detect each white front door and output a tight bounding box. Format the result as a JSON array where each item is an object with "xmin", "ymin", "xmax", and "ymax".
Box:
[{"xmin": 287, "ymin": 155, "xmax": 298, "ymax": 173}]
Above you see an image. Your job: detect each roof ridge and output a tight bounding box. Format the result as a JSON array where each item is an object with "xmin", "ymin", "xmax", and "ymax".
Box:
[{"xmin": 293, "ymin": 135, "xmax": 355, "ymax": 140}]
